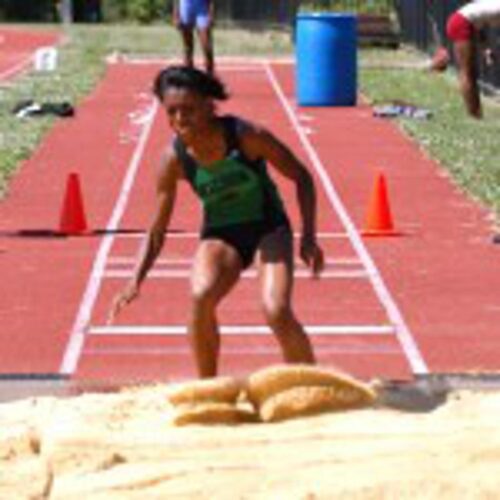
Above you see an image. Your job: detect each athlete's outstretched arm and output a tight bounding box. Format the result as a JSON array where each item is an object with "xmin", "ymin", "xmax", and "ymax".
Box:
[
  {"xmin": 240, "ymin": 124, "xmax": 324, "ymax": 276},
  {"xmin": 108, "ymin": 147, "xmax": 182, "ymax": 322}
]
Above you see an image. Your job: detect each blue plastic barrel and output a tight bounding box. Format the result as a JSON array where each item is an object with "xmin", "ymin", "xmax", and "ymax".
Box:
[{"xmin": 296, "ymin": 12, "xmax": 357, "ymax": 106}]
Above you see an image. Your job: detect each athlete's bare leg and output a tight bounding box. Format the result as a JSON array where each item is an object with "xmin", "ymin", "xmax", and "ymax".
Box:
[
  {"xmin": 454, "ymin": 40, "xmax": 482, "ymax": 118},
  {"xmin": 179, "ymin": 26, "xmax": 195, "ymax": 68},
  {"xmin": 189, "ymin": 240, "xmax": 242, "ymax": 377},
  {"xmin": 197, "ymin": 26, "xmax": 214, "ymax": 74},
  {"xmin": 257, "ymin": 226, "xmax": 315, "ymax": 364}
]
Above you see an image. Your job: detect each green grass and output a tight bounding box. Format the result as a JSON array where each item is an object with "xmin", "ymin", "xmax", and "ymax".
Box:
[
  {"xmin": 299, "ymin": 0, "xmax": 393, "ymax": 14},
  {"xmin": 0, "ymin": 23, "xmax": 292, "ymax": 196},
  {"xmin": 360, "ymin": 48, "xmax": 500, "ymax": 219},
  {"xmin": 0, "ymin": 24, "xmax": 115, "ymax": 195},
  {"xmin": 1, "ymin": 24, "xmax": 499, "ymax": 222}
]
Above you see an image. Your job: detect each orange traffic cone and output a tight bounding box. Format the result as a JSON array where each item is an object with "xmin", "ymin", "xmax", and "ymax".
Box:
[
  {"xmin": 362, "ymin": 172, "xmax": 400, "ymax": 237},
  {"xmin": 59, "ymin": 172, "xmax": 88, "ymax": 235}
]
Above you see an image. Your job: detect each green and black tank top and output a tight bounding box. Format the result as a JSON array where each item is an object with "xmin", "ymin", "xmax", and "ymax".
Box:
[{"xmin": 173, "ymin": 115, "xmax": 287, "ymax": 230}]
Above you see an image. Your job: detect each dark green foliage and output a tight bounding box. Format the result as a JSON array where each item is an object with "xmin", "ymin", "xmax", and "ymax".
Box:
[
  {"xmin": 0, "ymin": 0, "xmax": 56, "ymax": 22},
  {"xmin": 299, "ymin": 0, "xmax": 393, "ymax": 14},
  {"xmin": 0, "ymin": 0, "xmax": 392, "ymax": 23},
  {"xmin": 102, "ymin": 0, "xmax": 169, "ymax": 23},
  {"xmin": 0, "ymin": 0, "xmax": 171, "ymax": 23}
]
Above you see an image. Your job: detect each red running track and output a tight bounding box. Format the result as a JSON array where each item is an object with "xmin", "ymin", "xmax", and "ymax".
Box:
[
  {"xmin": 0, "ymin": 27, "xmax": 61, "ymax": 81},
  {"xmin": 1, "ymin": 59, "xmax": 499, "ymax": 384}
]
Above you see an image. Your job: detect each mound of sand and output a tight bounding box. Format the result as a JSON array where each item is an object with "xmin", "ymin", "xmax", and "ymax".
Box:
[{"xmin": 1, "ymin": 381, "xmax": 500, "ymax": 499}]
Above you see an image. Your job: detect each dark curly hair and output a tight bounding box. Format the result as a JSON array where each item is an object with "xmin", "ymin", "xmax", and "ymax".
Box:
[{"xmin": 153, "ymin": 65, "xmax": 229, "ymax": 101}]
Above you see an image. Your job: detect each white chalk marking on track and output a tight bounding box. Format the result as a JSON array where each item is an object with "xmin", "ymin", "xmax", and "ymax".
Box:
[
  {"xmin": 113, "ymin": 231, "xmax": 349, "ymax": 239},
  {"xmin": 264, "ymin": 63, "xmax": 429, "ymax": 375},
  {"xmin": 59, "ymin": 100, "xmax": 159, "ymax": 375},
  {"xmin": 302, "ymin": 126, "xmax": 315, "ymax": 136},
  {"xmin": 103, "ymin": 269, "xmax": 369, "ymax": 279},
  {"xmin": 85, "ymin": 344, "xmax": 400, "ymax": 356},
  {"xmin": 89, "ymin": 324, "xmax": 395, "ymax": 336},
  {"xmin": 0, "ymin": 54, "xmax": 33, "ymax": 81},
  {"xmin": 107, "ymin": 256, "xmax": 361, "ymax": 266}
]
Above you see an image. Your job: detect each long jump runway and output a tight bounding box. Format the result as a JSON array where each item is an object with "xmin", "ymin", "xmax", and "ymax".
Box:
[{"xmin": 1, "ymin": 59, "xmax": 499, "ymax": 383}]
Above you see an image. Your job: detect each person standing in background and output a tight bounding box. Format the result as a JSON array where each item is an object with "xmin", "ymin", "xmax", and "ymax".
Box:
[
  {"xmin": 172, "ymin": 0, "xmax": 215, "ymax": 74},
  {"xmin": 87, "ymin": 0, "xmax": 102, "ymax": 22},
  {"xmin": 430, "ymin": 0, "xmax": 500, "ymax": 118}
]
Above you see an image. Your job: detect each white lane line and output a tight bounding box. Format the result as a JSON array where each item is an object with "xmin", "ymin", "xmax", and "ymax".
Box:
[
  {"xmin": 264, "ymin": 63, "xmax": 428, "ymax": 375},
  {"xmin": 102, "ymin": 269, "xmax": 369, "ymax": 279},
  {"xmin": 59, "ymin": 100, "xmax": 159, "ymax": 375},
  {"xmin": 89, "ymin": 325, "xmax": 395, "ymax": 336},
  {"xmin": 107, "ymin": 256, "xmax": 361, "ymax": 265},
  {"xmin": 0, "ymin": 54, "xmax": 33, "ymax": 81},
  {"xmin": 85, "ymin": 345, "xmax": 400, "ymax": 355},
  {"xmin": 113, "ymin": 231, "xmax": 349, "ymax": 239}
]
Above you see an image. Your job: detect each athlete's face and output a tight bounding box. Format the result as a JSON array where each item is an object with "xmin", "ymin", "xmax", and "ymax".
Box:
[{"xmin": 162, "ymin": 87, "xmax": 213, "ymax": 142}]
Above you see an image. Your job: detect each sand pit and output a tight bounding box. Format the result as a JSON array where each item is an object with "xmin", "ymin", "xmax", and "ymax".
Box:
[{"xmin": 1, "ymin": 376, "xmax": 500, "ymax": 499}]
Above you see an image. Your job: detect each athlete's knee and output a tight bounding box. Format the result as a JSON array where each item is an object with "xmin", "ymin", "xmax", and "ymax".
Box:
[
  {"xmin": 261, "ymin": 298, "xmax": 293, "ymax": 330},
  {"xmin": 190, "ymin": 279, "xmax": 219, "ymax": 310}
]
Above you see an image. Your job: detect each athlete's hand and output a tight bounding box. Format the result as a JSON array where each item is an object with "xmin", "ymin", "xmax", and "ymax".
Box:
[
  {"xmin": 429, "ymin": 46, "xmax": 449, "ymax": 72},
  {"xmin": 300, "ymin": 235, "xmax": 324, "ymax": 278},
  {"xmin": 107, "ymin": 282, "xmax": 140, "ymax": 324}
]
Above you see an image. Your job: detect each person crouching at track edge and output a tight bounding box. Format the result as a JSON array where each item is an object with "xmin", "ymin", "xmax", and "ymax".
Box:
[
  {"xmin": 109, "ymin": 66, "xmax": 324, "ymax": 378},
  {"xmin": 430, "ymin": 0, "xmax": 500, "ymax": 119}
]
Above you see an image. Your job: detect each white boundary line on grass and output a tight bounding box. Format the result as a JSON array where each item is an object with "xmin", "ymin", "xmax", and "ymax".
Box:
[
  {"xmin": 59, "ymin": 101, "xmax": 159, "ymax": 375},
  {"xmin": 107, "ymin": 54, "xmax": 295, "ymax": 66},
  {"xmin": 263, "ymin": 63, "xmax": 429, "ymax": 375}
]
